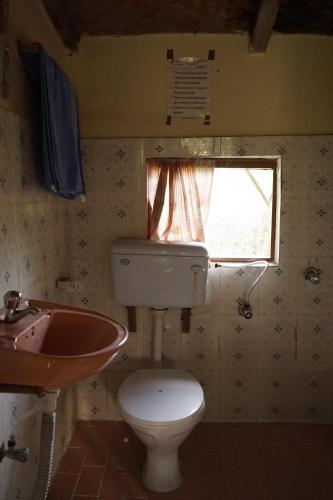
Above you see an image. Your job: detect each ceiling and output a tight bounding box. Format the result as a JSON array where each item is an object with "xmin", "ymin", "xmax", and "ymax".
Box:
[{"xmin": 42, "ymin": 0, "xmax": 333, "ymax": 51}]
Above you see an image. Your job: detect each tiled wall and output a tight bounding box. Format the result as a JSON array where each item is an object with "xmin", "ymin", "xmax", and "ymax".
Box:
[
  {"xmin": 73, "ymin": 136, "xmax": 333, "ymax": 424},
  {"xmin": 0, "ymin": 108, "xmax": 76, "ymax": 500},
  {"xmin": 2, "ymin": 129, "xmax": 332, "ymax": 497}
]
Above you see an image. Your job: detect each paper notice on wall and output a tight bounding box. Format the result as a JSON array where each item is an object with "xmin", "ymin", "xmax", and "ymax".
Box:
[{"xmin": 167, "ymin": 58, "xmax": 211, "ymax": 120}]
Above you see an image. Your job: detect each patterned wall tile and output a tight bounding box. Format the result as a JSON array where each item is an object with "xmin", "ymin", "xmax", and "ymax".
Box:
[
  {"xmin": 258, "ymin": 316, "xmax": 296, "ymax": 370},
  {"xmin": 111, "ymin": 331, "xmax": 145, "ymax": 371},
  {"xmin": 143, "ymin": 138, "xmax": 181, "ymax": 158},
  {"xmin": 107, "ymin": 370, "xmax": 132, "ymax": 420},
  {"xmin": 297, "ymin": 314, "xmax": 333, "ymax": 370},
  {"xmin": 65, "ymin": 135, "xmax": 333, "ymax": 430},
  {"xmin": 193, "ymin": 265, "xmax": 221, "ymax": 314},
  {"xmin": 279, "ymin": 197, "xmax": 303, "ymax": 258},
  {"xmin": 158, "ymin": 313, "xmax": 182, "ymax": 368},
  {"xmin": 219, "ymin": 265, "xmax": 260, "ymax": 316},
  {"xmin": 297, "ymin": 268, "xmax": 333, "ymax": 316},
  {"xmin": 0, "ymin": 107, "xmax": 76, "ymax": 498},
  {"xmin": 188, "ymin": 369, "xmax": 219, "ymax": 421},
  {"xmin": 219, "ymin": 369, "xmax": 258, "ymax": 422},
  {"xmin": 256, "ymin": 369, "xmax": 295, "ymax": 423},
  {"xmin": 294, "ymin": 370, "xmax": 333, "ymax": 423},
  {"xmin": 181, "ymin": 137, "xmax": 220, "ymax": 156},
  {"xmin": 0, "ymin": 108, "xmax": 17, "ymax": 207},
  {"xmin": 220, "ymin": 137, "xmax": 263, "ymax": 156},
  {"xmin": 220, "ymin": 317, "xmax": 258, "ymax": 370},
  {"xmin": 76, "ymin": 372, "xmax": 108, "ymax": 420},
  {"xmin": 181, "ymin": 314, "xmax": 220, "ymax": 370}
]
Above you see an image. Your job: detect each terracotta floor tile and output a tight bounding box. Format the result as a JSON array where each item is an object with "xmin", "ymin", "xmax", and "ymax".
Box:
[
  {"xmin": 148, "ymin": 492, "xmax": 176, "ymax": 500},
  {"xmin": 74, "ymin": 466, "xmax": 105, "ymax": 496},
  {"xmin": 109, "ymin": 444, "xmax": 135, "ymax": 474},
  {"xmin": 70, "ymin": 423, "xmax": 97, "ymax": 447},
  {"xmin": 191, "ymin": 423, "xmax": 218, "ymax": 451},
  {"xmin": 73, "ymin": 497, "xmax": 99, "ymax": 500},
  {"xmin": 174, "ymin": 472, "xmax": 200, "ymax": 500},
  {"xmin": 197, "ymin": 475, "xmax": 227, "ymax": 498},
  {"xmin": 84, "ymin": 441, "xmax": 109, "ymax": 466},
  {"xmin": 47, "ymin": 473, "xmax": 79, "ymax": 500},
  {"xmin": 125, "ymin": 473, "xmax": 150, "ymax": 498},
  {"xmin": 53, "ymin": 422, "xmax": 333, "ymax": 500},
  {"xmin": 101, "ymin": 471, "xmax": 127, "ymax": 500},
  {"xmin": 96, "ymin": 420, "xmax": 131, "ymax": 445},
  {"xmin": 57, "ymin": 447, "xmax": 88, "ymax": 473},
  {"xmin": 295, "ymin": 477, "xmax": 332, "ymax": 500},
  {"xmin": 198, "ymin": 451, "xmax": 223, "ymax": 476}
]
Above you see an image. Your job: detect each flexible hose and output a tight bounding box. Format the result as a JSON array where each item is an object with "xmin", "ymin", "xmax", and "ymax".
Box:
[
  {"xmin": 241, "ymin": 261, "xmax": 269, "ymax": 302},
  {"xmin": 215, "ymin": 260, "xmax": 269, "ymax": 310},
  {"xmin": 32, "ymin": 411, "xmax": 56, "ymax": 500}
]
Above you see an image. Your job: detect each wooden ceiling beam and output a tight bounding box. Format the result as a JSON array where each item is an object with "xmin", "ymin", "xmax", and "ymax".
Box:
[{"xmin": 250, "ymin": 0, "xmax": 282, "ymax": 52}]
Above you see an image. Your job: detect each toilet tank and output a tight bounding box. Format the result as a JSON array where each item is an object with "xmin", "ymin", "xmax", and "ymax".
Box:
[{"xmin": 111, "ymin": 239, "xmax": 209, "ymax": 308}]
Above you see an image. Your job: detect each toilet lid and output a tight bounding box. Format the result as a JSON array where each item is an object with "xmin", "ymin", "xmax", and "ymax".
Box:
[{"xmin": 118, "ymin": 369, "xmax": 204, "ymax": 424}]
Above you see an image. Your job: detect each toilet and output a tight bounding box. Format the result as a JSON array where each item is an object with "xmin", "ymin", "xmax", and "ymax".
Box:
[
  {"xmin": 111, "ymin": 238, "xmax": 209, "ymax": 492},
  {"xmin": 118, "ymin": 369, "xmax": 205, "ymax": 491}
]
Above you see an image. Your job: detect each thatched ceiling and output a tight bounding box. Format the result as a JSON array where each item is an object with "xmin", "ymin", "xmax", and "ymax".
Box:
[{"xmin": 42, "ymin": 0, "xmax": 333, "ymax": 51}]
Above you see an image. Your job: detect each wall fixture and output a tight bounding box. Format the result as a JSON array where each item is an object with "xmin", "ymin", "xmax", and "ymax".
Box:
[
  {"xmin": 0, "ymin": 435, "xmax": 29, "ymax": 463},
  {"xmin": 304, "ymin": 266, "xmax": 321, "ymax": 285},
  {"xmin": 215, "ymin": 261, "xmax": 269, "ymax": 319}
]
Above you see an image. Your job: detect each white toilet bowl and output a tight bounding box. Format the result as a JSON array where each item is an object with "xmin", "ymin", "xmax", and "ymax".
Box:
[{"xmin": 117, "ymin": 369, "xmax": 205, "ymax": 492}]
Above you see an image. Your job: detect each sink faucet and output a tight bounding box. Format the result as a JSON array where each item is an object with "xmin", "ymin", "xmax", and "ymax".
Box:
[{"xmin": 0, "ymin": 290, "xmax": 41, "ymax": 324}]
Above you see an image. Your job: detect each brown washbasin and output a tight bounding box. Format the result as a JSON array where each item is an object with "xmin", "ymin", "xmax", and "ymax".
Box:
[{"xmin": 0, "ymin": 300, "xmax": 128, "ymax": 391}]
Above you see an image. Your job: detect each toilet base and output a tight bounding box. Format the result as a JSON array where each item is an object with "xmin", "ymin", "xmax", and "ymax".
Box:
[{"xmin": 142, "ymin": 449, "xmax": 182, "ymax": 492}]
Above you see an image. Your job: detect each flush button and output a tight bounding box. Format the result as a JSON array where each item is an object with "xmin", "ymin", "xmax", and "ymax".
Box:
[{"xmin": 120, "ymin": 258, "xmax": 130, "ymax": 265}]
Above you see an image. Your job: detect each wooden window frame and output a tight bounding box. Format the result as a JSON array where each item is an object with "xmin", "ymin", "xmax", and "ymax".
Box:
[{"xmin": 147, "ymin": 156, "xmax": 281, "ymax": 265}]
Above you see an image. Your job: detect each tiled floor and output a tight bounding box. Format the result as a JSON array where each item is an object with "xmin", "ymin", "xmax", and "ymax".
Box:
[{"xmin": 48, "ymin": 421, "xmax": 333, "ymax": 500}]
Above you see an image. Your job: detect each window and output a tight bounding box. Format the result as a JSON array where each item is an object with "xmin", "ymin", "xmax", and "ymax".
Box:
[{"xmin": 147, "ymin": 157, "xmax": 280, "ymax": 264}]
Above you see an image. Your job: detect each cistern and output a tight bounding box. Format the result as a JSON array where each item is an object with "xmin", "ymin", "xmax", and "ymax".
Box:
[{"xmin": 111, "ymin": 238, "xmax": 208, "ymax": 492}]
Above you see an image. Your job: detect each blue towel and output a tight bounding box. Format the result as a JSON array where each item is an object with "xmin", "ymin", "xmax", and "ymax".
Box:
[{"xmin": 20, "ymin": 44, "xmax": 85, "ymax": 199}]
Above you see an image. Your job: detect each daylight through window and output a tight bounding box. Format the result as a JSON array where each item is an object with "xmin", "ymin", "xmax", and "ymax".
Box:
[{"xmin": 147, "ymin": 157, "xmax": 280, "ymax": 263}]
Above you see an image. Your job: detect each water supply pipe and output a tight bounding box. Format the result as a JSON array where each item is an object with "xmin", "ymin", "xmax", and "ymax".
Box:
[{"xmin": 215, "ymin": 260, "xmax": 269, "ymax": 319}]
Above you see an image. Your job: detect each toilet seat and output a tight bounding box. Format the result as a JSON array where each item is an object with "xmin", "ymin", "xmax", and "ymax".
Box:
[{"xmin": 118, "ymin": 369, "xmax": 204, "ymax": 426}]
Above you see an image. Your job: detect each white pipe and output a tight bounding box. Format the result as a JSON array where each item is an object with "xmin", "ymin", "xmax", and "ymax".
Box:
[
  {"xmin": 151, "ymin": 309, "xmax": 167, "ymax": 363},
  {"xmin": 216, "ymin": 260, "xmax": 268, "ymax": 303},
  {"xmin": 242, "ymin": 261, "xmax": 269, "ymax": 302}
]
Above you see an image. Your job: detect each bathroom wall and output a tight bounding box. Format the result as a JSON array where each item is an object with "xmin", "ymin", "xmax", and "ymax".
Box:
[
  {"xmin": 0, "ymin": 4, "xmax": 79, "ymax": 498},
  {"xmin": 72, "ymin": 135, "xmax": 333, "ymax": 424},
  {"xmin": 0, "ymin": 0, "xmax": 70, "ymax": 118},
  {"xmin": 0, "ymin": 106, "xmax": 76, "ymax": 500},
  {"xmin": 69, "ymin": 34, "xmax": 333, "ymax": 138}
]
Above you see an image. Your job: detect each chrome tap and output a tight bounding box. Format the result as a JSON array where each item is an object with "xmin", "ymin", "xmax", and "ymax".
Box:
[
  {"xmin": 304, "ymin": 266, "xmax": 321, "ymax": 285},
  {"xmin": 0, "ymin": 435, "xmax": 30, "ymax": 463},
  {"xmin": 238, "ymin": 301, "xmax": 253, "ymax": 320},
  {"xmin": 1, "ymin": 290, "xmax": 41, "ymax": 323}
]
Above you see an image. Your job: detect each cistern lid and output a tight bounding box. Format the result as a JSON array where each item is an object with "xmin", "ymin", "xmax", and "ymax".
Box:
[
  {"xmin": 112, "ymin": 238, "xmax": 208, "ymax": 257},
  {"xmin": 118, "ymin": 369, "xmax": 204, "ymax": 424}
]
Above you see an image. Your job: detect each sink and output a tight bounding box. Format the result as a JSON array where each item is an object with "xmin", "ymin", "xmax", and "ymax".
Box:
[{"xmin": 0, "ymin": 300, "xmax": 128, "ymax": 392}]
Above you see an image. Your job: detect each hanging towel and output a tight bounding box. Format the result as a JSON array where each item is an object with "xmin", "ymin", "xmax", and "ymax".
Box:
[{"xmin": 20, "ymin": 44, "xmax": 85, "ymax": 199}]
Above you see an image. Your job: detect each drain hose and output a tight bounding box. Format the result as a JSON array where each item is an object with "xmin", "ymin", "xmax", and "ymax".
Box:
[{"xmin": 32, "ymin": 411, "xmax": 56, "ymax": 500}]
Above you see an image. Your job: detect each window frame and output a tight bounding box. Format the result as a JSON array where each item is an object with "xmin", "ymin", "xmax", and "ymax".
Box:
[{"xmin": 146, "ymin": 156, "xmax": 281, "ymax": 265}]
